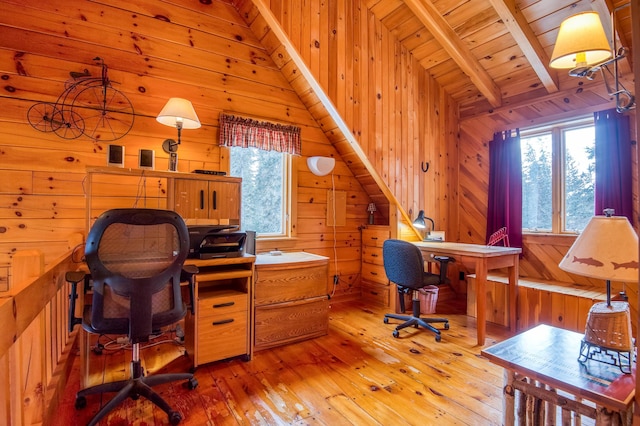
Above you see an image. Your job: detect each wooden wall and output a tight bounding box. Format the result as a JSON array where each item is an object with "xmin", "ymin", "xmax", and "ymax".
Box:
[
  {"xmin": 258, "ymin": 0, "xmax": 459, "ymax": 234},
  {"xmin": 458, "ymin": 100, "xmax": 639, "ymax": 318},
  {"xmin": 0, "ymin": 0, "xmax": 458, "ymax": 302},
  {"xmin": 0, "ymin": 0, "xmax": 379, "ymax": 300}
]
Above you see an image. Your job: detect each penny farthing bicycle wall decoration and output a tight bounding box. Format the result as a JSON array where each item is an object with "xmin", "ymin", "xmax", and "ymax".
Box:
[{"xmin": 27, "ymin": 57, "xmax": 134, "ymax": 141}]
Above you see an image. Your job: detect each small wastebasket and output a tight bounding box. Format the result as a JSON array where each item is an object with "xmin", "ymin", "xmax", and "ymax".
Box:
[
  {"xmin": 396, "ymin": 291, "xmax": 413, "ymax": 313},
  {"xmin": 419, "ymin": 285, "xmax": 439, "ymax": 314}
]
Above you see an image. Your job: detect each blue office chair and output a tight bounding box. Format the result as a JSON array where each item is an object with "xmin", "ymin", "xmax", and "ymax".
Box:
[
  {"xmin": 382, "ymin": 239, "xmax": 453, "ymax": 341},
  {"xmin": 67, "ymin": 208, "xmax": 198, "ymax": 425}
]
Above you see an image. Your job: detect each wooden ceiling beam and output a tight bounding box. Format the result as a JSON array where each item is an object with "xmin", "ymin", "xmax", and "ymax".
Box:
[
  {"xmin": 488, "ymin": 0, "xmax": 559, "ymax": 94},
  {"xmin": 402, "ymin": 0, "xmax": 503, "ymax": 108}
]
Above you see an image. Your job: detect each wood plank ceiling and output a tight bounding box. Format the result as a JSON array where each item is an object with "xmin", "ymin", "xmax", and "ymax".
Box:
[{"xmin": 367, "ymin": 0, "xmax": 634, "ymax": 124}]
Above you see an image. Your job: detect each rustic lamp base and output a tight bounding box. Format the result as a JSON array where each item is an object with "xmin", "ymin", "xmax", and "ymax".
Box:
[{"xmin": 578, "ymin": 301, "xmax": 634, "ymax": 374}]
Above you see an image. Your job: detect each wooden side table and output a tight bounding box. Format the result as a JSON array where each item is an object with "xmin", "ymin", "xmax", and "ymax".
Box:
[{"xmin": 482, "ymin": 324, "xmax": 635, "ymax": 425}]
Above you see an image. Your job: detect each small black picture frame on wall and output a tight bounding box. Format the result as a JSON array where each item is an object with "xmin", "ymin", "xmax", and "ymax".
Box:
[
  {"xmin": 138, "ymin": 149, "xmax": 155, "ymax": 170},
  {"xmin": 107, "ymin": 144, "xmax": 125, "ymax": 167}
]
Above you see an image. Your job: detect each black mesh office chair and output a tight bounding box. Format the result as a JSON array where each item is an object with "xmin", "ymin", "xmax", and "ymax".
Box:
[
  {"xmin": 382, "ymin": 239, "xmax": 454, "ymax": 342},
  {"xmin": 67, "ymin": 208, "xmax": 198, "ymax": 425}
]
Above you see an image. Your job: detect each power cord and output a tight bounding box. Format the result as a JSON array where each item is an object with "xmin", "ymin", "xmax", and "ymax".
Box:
[{"xmin": 90, "ymin": 325, "xmax": 186, "ymax": 355}]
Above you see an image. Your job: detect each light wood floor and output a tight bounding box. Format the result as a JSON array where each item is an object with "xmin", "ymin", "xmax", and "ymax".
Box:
[{"xmin": 52, "ymin": 299, "xmax": 514, "ymax": 425}]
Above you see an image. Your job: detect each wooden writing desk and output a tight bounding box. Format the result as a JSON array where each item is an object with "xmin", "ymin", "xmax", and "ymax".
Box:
[
  {"xmin": 414, "ymin": 241, "xmax": 521, "ymax": 346},
  {"xmin": 482, "ymin": 324, "xmax": 635, "ymax": 425}
]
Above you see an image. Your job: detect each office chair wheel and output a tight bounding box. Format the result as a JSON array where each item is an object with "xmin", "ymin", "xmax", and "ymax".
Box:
[
  {"xmin": 444, "ymin": 323, "xmax": 449, "ymax": 330},
  {"xmin": 392, "ymin": 329, "xmax": 399, "ymax": 338},
  {"xmin": 435, "ymin": 334, "xmax": 442, "ymax": 342},
  {"xmin": 169, "ymin": 410, "xmax": 182, "ymax": 425},
  {"xmin": 74, "ymin": 395, "xmax": 87, "ymax": 409},
  {"xmin": 384, "ymin": 317, "xmax": 389, "ymax": 324},
  {"xmin": 187, "ymin": 377, "xmax": 198, "ymax": 390}
]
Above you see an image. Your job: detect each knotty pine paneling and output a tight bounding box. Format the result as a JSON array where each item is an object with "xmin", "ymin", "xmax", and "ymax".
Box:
[
  {"xmin": 260, "ymin": 0, "xmax": 458, "ymax": 235},
  {"xmin": 458, "ymin": 106, "xmax": 638, "ymax": 319},
  {"xmin": 0, "ymin": 0, "xmax": 371, "ymax": 301}
]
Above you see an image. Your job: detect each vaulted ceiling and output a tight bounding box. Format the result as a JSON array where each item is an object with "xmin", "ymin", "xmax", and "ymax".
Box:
[{"xmin": 367, "ymin": 0, "xmax": 634, "ymax": 123}]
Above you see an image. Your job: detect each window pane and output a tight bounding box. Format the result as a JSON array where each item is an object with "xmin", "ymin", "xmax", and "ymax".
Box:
[
  {"xmin": 230, "ymin": 147, "xmax": 285, "ymax": 235},
  {"xmin": 563, "ymin": 127, "xmax": 595, "ymax": 232},
  {"xmin": 521, "ymin": 134, "xmax": 552, "ymax": 231}
]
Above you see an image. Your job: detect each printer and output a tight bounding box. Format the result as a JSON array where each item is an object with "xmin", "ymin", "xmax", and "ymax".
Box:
[{"xmin": 187, "ymin": 225, "xmax": 247, "ymax": 259}]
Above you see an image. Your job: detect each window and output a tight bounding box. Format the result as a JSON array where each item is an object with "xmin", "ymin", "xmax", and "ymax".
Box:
[
  {"xmin": 521, "ymin": 117, "xmax": 595, "ymax": 233},
  {"xmin": 229, "ymin": 146, "xmax": 291, "ymax": 237}
]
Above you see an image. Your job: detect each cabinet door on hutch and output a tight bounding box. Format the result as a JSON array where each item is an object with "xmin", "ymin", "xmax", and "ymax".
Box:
[
  {"xmin": 174, "ymin": 179, "xmax": 209, "ymax": 220},
  {"xmin": 173, "ymin": 178, "xmax": 241, "ymax": 225},
  {"xmin": 209, "ymin": 180, "xmax": 241, "ymax": 225}
]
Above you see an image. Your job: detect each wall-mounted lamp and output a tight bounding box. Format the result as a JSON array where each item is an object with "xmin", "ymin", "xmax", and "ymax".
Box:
[
  {"xmin": 549, "ymin": 11, "xmax": 635, "ymax": 112},
  {"xmin": 156, "ymin": 98, "xmax": 201, "ymax": 170},
  {"xmin": 307, "ymin": 156, "xmax": 335, "ymax": 176}
]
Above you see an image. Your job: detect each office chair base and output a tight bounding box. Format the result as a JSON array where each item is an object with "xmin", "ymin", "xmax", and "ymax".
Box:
[
  {"xmin": 384, "ymin": 313, "xmax": 449, "ymax": 342},
  {"xmin": 76, "ymin": 365, "xmax": 197, "ymax": 426}
]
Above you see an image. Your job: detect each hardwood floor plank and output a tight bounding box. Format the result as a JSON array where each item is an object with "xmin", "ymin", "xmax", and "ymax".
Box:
[{"xmin": 51, "ymin": 300, "xmax": 514, "ymax": 425}]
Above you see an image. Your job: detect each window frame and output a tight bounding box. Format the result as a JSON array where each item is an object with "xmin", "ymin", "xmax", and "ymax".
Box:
[
  {"xmin": 520, "ymin": 115, "xmax": 595, "ymax": 235},
  {"xmin": 226, "ymin": 146, "xmax": 297, "ymax": 240}
]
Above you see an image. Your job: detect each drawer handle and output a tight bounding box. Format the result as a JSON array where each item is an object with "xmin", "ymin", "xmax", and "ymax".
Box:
[
  {"xmin": 370, "ymin": 271, "xmax": 378, "ymax": 276},
  {"xmin": 371, "ymin": 236, "xmax": 378, "ymax": 240},
  {"xmin": 370, "ymin": 291, "xmax": 379, "ymax": 295},
  {"xmin": 212, "ymin": 318, "xmax": 234, "ymax": 325},
  {"xmin": 213, "ymin": 301, "xmax": 235, "ymax": 308},
  {"xmin": 371, "ymin": 253, "xmax": 378, "ymax": 257}
]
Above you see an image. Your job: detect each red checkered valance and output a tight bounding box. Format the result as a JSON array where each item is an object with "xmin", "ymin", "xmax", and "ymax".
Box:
[{"xmin": 219, "ymin": 113, "xmax": 301, "ymax": 155}]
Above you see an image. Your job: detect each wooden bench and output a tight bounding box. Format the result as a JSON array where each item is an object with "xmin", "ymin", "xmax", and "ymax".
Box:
[{"xmin": 466, "ymin": 273, "xmax": 607, "ymax": 334}]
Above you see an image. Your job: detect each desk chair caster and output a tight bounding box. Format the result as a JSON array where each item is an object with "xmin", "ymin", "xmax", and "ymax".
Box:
[
  {"xmin": 187, "ymin": 377, "xmax": 199, "ymax": 390},
  {"xmin": 384, "ymin": 316, "xmax": 448, "ymax": 341}
]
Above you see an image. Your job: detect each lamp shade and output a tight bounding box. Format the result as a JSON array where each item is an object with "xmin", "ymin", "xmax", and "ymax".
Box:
[
  {"xmin": 559, "ymin": 215, "xmax": 638, "ymax": 282},
  {"xmin": 156, "ymin": 98, "xmax": 201, "ymax": 129},
  {"xmin": 549, "ymin": 12, "xmax": 612, "ymax": 69},
  {"xmin": 307, "ymin": 156, "xmax": 335, "ymax": 176},
  {"xmin": 413, "ymin": 210, "xmax": 426, "ymax": 229}
]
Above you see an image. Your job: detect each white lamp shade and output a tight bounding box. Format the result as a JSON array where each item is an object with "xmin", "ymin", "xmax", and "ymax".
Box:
[
  {"xmin": 549, "ymin": 12, "xmax": 612, "ymax": 69},
  {"xmin": 307, "ymin": 156, "xmax": 335, "ymax": 176},
  {"xmin": 559, "ymin": 215, "xmax": 639, "ymax": 282},
  {"xmin": 156, "ymin": 98, "xmax": 201, "ymax": 129}
]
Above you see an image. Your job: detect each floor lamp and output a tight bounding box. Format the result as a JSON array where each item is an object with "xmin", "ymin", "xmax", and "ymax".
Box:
[{"xmin": 559, "ymin": 209, "xmax": 638, "ymax": 373}]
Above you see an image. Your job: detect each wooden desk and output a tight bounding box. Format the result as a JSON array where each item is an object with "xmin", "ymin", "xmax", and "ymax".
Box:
[
  {"xmin": 414, "ymin": 241, "xmax": 521, "ymax": 346},
  {"xmin": 482, "ymin": 324, "xmax": 635, "ymax": 425}
]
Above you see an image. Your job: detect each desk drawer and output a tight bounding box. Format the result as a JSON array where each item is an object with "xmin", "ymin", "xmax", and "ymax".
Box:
[
  {"xmin": 361, "ymin": 281, "xmax": 390, "ymax": 307},
  {"xmin": 362, "ymin": 228, "xmax": 389, "ymax": 248},
  {"xmin": 254, "ymin": 296, "xmax": 328, "ymax": 351},
  {"xmin": 362, "ymin": 245, "xmax": 384, "ymax": 266},
  {"xmin": 361, "ymin": 262, "xmax": 388, "ymax": 285},
  {"xmin": 198, "ymin": 290, "xmax": 247, "ymax": 315},
  {"xmin": 255, "ymin": 265, "xmax": 327, "ymax": 306},
  {"xmin": 197, "ymin": 310, "xmax": 248, "ymax": 363}
]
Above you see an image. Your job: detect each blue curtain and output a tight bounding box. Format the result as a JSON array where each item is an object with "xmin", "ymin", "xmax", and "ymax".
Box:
[
  {"xmin": 594, "ymin": 109, "xmax": 632, "ymax": 222},
  {"xmin": 486, "ymin": 129, "xmax": 523, "ymax": 248}
]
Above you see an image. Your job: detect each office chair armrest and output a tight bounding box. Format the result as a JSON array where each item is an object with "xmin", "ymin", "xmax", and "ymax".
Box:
[
  {"xmin": 65, "ymin": 271, "xmax": 88, "ymax": 333},
  {"xmin": 181, "ymin": 265, "xmax": 199, "ymax": 315},
  {"xmin": 432, "ymin": 255, "xmax": 453, "ymax": 263}
]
